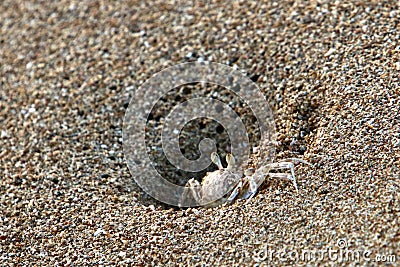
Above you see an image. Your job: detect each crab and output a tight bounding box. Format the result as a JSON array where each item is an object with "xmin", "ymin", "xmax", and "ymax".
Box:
[{"xmin": 179, "ymin": 152, "xmax": 312, "ymax": 207}]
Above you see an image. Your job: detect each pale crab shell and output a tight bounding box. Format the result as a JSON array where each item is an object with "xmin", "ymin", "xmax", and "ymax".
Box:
[
  {"xmin": 198, "ymin": 166, "xmax": 242, "ymax": 207},
  {"xmin": 179, "ymin": 152, "xmax": 242, "ymax": 207}
]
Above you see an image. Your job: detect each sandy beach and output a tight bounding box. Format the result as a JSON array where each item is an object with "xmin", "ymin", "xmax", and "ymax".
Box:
[{"xmin": 1, "ymin": 0, "xmax": 399, "ymax": 266}]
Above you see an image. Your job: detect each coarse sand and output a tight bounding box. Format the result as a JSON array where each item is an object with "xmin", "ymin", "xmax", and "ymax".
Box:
[{"xmin": 0, "ymin": 0, "xmax": 399, "ymax": 266}]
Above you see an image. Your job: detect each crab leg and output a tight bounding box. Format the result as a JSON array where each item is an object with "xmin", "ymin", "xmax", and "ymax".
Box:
[
  {"xmin": 226, "ymin": 180, "xmax": 243, "ymax": 203},
  {"xmin": 241, "ymin": 161, "xmax": 303, "ymax": 202},
  {"xmin": 242, "ymin": 176, "xmax": 258, "ymax": 202},
  {"xmin": 241, "ymin": 167, "xmax": 266, "ymax": 201},
  {"xmin": 268, "ymin": 161, "xmax": 298, "ymax": 191},
  {"xmin": 268, "ymin": 173, "xmax": 297, "ymax": 190},
  {"xmin": 179, "ymin": 178, "xmax": 202, "ymax": 207},
  {"xmin": 283, "ymin": 158, "xmax": 314, "ymax": 166}
]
